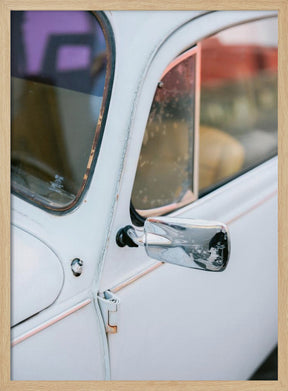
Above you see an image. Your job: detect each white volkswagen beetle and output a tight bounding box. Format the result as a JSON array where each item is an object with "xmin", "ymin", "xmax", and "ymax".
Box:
[{"xmin": 11, "ymin": 10, "xmax": 277, "ymax": 380}]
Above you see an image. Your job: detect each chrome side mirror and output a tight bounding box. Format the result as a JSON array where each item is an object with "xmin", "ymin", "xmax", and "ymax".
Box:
[{"xmin": 117, "ymin": 217, "xmax": 230, "ymax": 272}]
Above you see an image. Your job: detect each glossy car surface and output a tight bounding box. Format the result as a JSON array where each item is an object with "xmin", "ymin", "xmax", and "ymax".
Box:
[{"xmin": 11, "ymin": 10, "xmax": 277, "ymax": 380}]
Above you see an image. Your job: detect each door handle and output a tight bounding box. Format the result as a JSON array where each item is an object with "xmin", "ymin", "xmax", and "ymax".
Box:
[{"xmin": 116, "ymin": 217, "xmax": 230, "ymax": 272}]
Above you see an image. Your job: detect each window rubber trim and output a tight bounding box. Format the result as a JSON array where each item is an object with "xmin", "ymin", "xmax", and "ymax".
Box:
[{"xmin": 11, "ymin": 11, "xmax": 116, "ymax": 215}]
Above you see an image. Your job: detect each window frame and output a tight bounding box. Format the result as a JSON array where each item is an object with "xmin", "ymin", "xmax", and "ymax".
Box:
[
  {"xmin": 130, "ymin": 16, "xmax": 277, "ymax": 226},
  {"xmin": 11, "ymin": 11, "xmax": 115, "ymax": 215},
  {"xmin": 131, "ymin": 45, "xmax": 201, "ymax": 225}
]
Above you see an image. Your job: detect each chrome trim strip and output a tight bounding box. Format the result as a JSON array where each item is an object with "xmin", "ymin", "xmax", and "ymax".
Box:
[
  {"xmin": 110, "ymin": 190, "xmax": 277, "ymax": 293},
  {"xmin": 110, "ymin": 262, "xmax": 163, "ymax": 294},
  {"xmin": 161, "ymin": 45, "xmax": 199, "ymax": 79},
  {"xmin": 226, "ymin": 190, "xmax": 277, "ymax": 225},
  {"xmin": 11, "ymin": 298, "xmax": 92, "ymax": 347},
  {"xmin": 11, "ymin": 191, "xmax": 277, "ymax": 343}
]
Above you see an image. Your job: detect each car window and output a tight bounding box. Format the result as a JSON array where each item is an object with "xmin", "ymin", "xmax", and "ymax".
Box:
[
  {"xmin": 11, "ymin": 11, "xmax": 112, "ymax": 211},
  {"xmin": 199, "ymin": 17, "xmax": 277, "ymax": 195},
  {"xmin": 131, "ymin": 17, "xmax": 277, "ymax": 222},
  {"xmin": 131, "ymin": 47, "xmax": 200, "ymax": 218}
]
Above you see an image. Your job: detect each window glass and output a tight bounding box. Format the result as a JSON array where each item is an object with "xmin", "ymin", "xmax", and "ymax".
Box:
[
  {"xmin": 11, "ymin": 11, "xmax": 110, "ymax": 209},
  {"xmin": 131, "ymin": 17, "xmax": 277, "ymax": 222},
  {"xmin": 199, "ymin": 17, "xmax": 277, "ymax": 193},
  {"xmin": 132, "ymin": 48, "xmax": 198, "ymax": 217}
]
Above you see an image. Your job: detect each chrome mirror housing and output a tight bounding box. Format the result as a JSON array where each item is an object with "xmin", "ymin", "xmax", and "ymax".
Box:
[{"xmin": 116, "ymin": 216, "xmax": 230, "ymax": 272}]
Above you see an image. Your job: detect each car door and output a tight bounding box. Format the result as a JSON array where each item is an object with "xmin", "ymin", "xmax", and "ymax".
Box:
[
  {"xmin": 98, "ymin": 11, "xmax": 278, "ymax": 380},
  {"xmin": 10, "ymin": 10, "xmax": 115, "ymax": 380}
]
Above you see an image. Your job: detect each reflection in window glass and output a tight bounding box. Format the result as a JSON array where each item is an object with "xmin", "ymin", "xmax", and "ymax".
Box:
[
  {"xmin": 11, "ymin": 11, "xmax": 109, "ymax": 209},
  {"xmin": 132, "ymin": 50, "xmax": 198, "ymax": 217},
  {"xmin": 132, "ymin": 17, "xmax": 277, "ymax": 222},
  {"xmin": 199, "ymin": 18, "xmax": 278, "ymax": 193}
]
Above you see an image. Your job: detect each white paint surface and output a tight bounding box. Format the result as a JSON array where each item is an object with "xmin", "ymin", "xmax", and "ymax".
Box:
[
  {"xmin": 11, "ymin": 10, "xmax": 277, "ymax": 380},
  {"xmin": 11, "ymin": 226, "xmax": 64, "ymax": 326},
  {"xmin": 11, "ymin": 303, "xmax": 106, "ymax": 380}
]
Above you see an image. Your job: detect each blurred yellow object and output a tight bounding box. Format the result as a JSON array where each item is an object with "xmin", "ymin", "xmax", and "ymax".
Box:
[{"xmin": 199, "ymin": 126, "xmax": 245, "ymax": 191}]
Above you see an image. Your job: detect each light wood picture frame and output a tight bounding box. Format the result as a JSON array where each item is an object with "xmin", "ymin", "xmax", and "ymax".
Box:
[{"xmin": 1, "ymin": 1, "xmax": 287, "ymax": 390}]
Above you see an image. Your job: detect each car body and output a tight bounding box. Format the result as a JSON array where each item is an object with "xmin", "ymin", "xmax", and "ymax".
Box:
[{"xmin": 11, "ymin": 10, "xmax": 278, "ymax": 380}]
